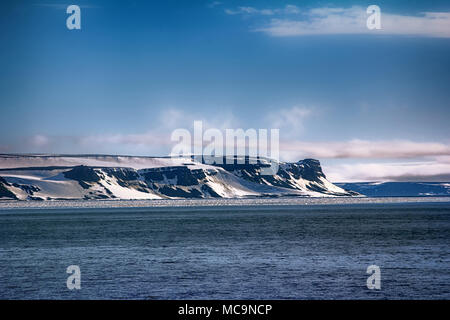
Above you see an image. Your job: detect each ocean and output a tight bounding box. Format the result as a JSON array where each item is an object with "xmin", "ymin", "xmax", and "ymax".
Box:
[{"xmin": 0, "ymin": 200, "xmax": 449, "ymax": 299}]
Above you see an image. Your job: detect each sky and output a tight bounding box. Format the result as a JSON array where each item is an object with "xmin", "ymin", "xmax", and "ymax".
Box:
[{"xmin": 1, "ymin": 0, "xmax": 450, "ymax": 182}]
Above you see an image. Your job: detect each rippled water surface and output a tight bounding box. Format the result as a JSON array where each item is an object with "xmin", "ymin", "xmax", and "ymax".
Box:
[{"xmin": 0, "ymin": 201, "xmax": 449, "ymax": 299}]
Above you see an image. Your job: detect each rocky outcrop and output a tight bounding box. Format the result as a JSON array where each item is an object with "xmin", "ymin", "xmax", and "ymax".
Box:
[{"xmin": 0, "ymin": 177, "xmax": 17, "ymax": 199}]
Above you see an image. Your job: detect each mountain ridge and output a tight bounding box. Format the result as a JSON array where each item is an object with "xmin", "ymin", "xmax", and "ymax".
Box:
[
  {"xmin": 336, "ymin": 182, "xmax": 450, "ymax": 197},
  {"xmin": 0, "ymin": 154, "xmax": 358, "ymax": 200}
]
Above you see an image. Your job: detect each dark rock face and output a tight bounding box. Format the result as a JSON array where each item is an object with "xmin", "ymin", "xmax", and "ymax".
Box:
[
  {"xmin": 294, "ymin": 159, "xmax": 325, "ymax": 181},
  {"xmin": 103, "ymin": 168, "xmax": 139, "ymax": 181},
  {"xmin": 208, "ymin": 157, "xmax": 331, "ymax": 191},
  {"xmin": 210, "ymin": 156, "xmax": 271, "ymax": 172},
  {"xmin": 138, "ymin": 166, "xmax": 219, "ymax": 198},
  {"xmin": 205, "ymin": 156, "xmax": 325, "ymax": 184},
  {"xmin": 140, "ymin": 166, "xmax": 209, "ymax": 186},
  {"xmin": 78, "ymin": 181, "xmax": 91, "ymax": 189},
  {"xmin": 28, "ymin": 196, "xmax": 44, "ymax": 201},
  {"xmin": 0, "ymin": 177, "xmax": 17, "ymax": 199},
  {"xmin": 200, "ymin": 184, "xmax": 221, "ymax": 198},
  {"xmin": 0, "ymin": 177, "xmax": 10, "ymax": 186},
  {"xmin": 12, "ymin": 183, "xmax": 40, "ymax": 195},
  {"xmin": 158, "ymin": 186, "xmax": 203, "ymax": 198},
  {"xmin": 0, "ymin": 176, "xmax": 41, "ymax": 199},
  {"xmin": 100, "ymin": 168, "xmax": 142, "ymax": 189},
  {"xmin": 64, "ymin": 165, "xmax": 100, "ymax": 182}
]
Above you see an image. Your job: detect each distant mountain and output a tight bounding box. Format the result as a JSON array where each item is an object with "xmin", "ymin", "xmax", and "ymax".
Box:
[
  {"xmin": 336, "ymin": 182, "xmax": 450, "ymax": 197},
  {"xmin": 0, "ymin": 154, "xmax": 357, "ymax": 200}
]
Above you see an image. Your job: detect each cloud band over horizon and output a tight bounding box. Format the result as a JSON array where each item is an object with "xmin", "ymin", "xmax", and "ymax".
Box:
[
  {"xmin": 224, "ymin": 5, "xmax": 450, "ymax": 38},
  {"xmin": 6, "ymin": 132, "xmax": 450, "ymax": 183}
]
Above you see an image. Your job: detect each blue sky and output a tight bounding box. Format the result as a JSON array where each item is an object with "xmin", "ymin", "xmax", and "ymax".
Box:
[{"xmin": 1, "ymin": 0, "xmax": 450, "ymax": 181}]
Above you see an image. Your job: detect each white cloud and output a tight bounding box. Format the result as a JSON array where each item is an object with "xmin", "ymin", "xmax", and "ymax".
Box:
[
  {"xmin": 78, "ymin": 108, "xmax": 239, "ymax": 151},
  {"xmin": 324, "ymin": 160, "xmax": 450, "ymax": 182},
  {"xmin": 33, "ymin": 3, "xmax": 99, "ymax": 9},
  {"xmin": 13, "ymin": 107, "xmax": 450, "ymax": 183},
  {"xmin": 278, "ymin": 139, "xmax": 450, "ymax": 181},
  {"xmin": 17, "ymin": 109, "xmax": 240, "ymax": 156},
  {"xmin": 267, "ymin": 106, "xmax": 312, "ymax": 137},
  {"xmin": 225, "ymin": 5, "xmax": 300, "ymax": 16},
  {"xmin": 79, "ymin": 132, "xmax": 169, "ymax": 148},
  {"xmin": 208, "ymin": 1, "xmax": 223, "ymax": 9},
  {"xmin": 251, "ymin": 6, "xmax": 450, "ymax": 38},
  {"xmin": 225, "ymin": 7, "xmax": 271, "ymax": 15},
  {"xmin": 30, "ymin": 134, "xmax": 50, "ymax": 147},
  {"xmin": 283, "ymin": 5, "xmax": 301, "ymax": 15},
  {"xmin": 280, "ymin": 139, "xmax": 450, "ymax": 160}
]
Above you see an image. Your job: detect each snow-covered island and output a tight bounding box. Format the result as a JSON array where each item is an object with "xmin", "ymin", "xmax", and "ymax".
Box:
[{"xmin": 0, "ymin": 154, "xmax": 358, "ymax": 200}]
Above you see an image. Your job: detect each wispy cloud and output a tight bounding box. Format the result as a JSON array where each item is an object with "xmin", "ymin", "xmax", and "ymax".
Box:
[
  {"xmin": 280, "ymin": 139, "xmax": 450, "ymax": 160},
  {"xmin": 30, "ymin": 135, "xmax": 50, "ymax": 148},
  {"xmin": 23, "ymin": 108, "xmax": 240, "ymax": 154},
  {"xmin": 225, "ymin": 5, "xmax": 300, "ymax": 16},
  {"xmin": 21, "ymin": 113, "xmax": 450, "ymax": 161},
  {"xmin": 267, "ymin": 106, "xmax": 312, "ymax": 137},
  {"xmin": 226, "ymin": 5, "xmax": 450, "ymax": 38},
  {"xmin": 78, "ymin": 108, "xmax": 237, "ymax": 149},
  {"xmin": 33, "ymin": 3, "xmax": 100, "ymax": 9},
  {"xmin": 324, "ymin": 160, "xmax": 450, "ymax": 182},
  {"xmin": 9, "ymin": 107, "xmax": 450, "ymax": 182},
  {"xmin": 208, "ymin": 1, "xmax": 223, "ymax": 9}
]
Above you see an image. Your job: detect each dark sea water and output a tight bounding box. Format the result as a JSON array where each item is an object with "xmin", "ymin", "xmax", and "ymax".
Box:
[{"xmin": 0, "ymin": 202, "xmax": 449, "ymax": 299}]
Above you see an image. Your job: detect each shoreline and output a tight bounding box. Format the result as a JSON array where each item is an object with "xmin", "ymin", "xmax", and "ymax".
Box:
[{"xmin": 0, "ymin": 196, "xmax": 449, "ymax": 210}]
